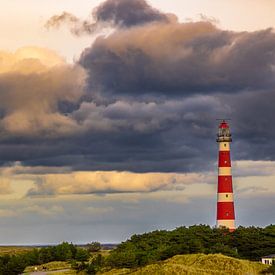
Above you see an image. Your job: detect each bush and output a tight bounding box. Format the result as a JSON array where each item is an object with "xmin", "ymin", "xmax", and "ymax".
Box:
[
  {"xmin": 87, "ymin": 242, "xmax": 101, "ymax": 253},
  {"xmin": 75, "ymin": 248, "xmax": 89, "ymax": 262}
]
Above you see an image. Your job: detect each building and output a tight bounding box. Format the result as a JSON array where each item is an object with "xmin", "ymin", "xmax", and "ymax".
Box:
[
  {"xmin": 261, "ymin": 255, "xmax": 275, "ymax": 265},
  {"xmin": 216, "ymin": 120, "xmax": 236, "ymax": 231}
]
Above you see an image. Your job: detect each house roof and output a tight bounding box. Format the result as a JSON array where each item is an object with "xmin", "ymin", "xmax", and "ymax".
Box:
[{"xmin": 262, "ymin": 254, "xmax": 275, "ymax": 258}]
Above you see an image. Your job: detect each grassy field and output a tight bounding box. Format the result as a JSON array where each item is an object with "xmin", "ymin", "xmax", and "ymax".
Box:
[
  {"xmin": 24, "ymin": 271, "xmax": 79, "ymax": 275},
  {"xmin": 21, "ymin": 252, "xmax": 270, "ymax": 275},
  {"xmin": 101, "ymin": 254, "xmax": 269, "ymax": 275},
  {"xmin": 0, "ymin": 246, "xmax": 34, "ymax": 255},
  {"xmin": 45, "ymin": 271, "xmax": 78, "ymax": 275},
  {"xmin": 24, "ymin": 270, "xmax": 79, "ymax": 275},
  {"xmin": 24, "ymin": 261, "xmax": 71, "ymax": 273}
]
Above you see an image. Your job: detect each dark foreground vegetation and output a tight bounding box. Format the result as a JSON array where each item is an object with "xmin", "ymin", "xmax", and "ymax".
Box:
[
  {"xmin": 0, "ymin": 242, "xmax": 89, "ymax": 274},
  {"xmin": 107, "ymin": 225, "xmax": 275, "ymax": 268},
  {"xmin": 0, "ymin": 225, "xmax": 274, "ymax": 274}
]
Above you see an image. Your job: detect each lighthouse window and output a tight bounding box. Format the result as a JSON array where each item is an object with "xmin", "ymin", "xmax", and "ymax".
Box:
[
  {"xmin": 226, "ymin": 194, "xmax": 228, "ymax": 198},
  {"xmin": 224, "ymin": 144, "xmax": 227, "ymax": 147}
]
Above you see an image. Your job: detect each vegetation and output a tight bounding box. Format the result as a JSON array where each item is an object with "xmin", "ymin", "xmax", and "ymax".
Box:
[
  {"xmin": 101, "ymin": 253, "xmax": 268, "ymax": 275},
  {"xmin": 0, "ymin": 242, "xmax": 88, "ymax": 275},
  {"xmin": 24, "ymin": 261, "xmax": 70, "ymax": 272},
  {"xmin": 106, "ymin": 225, "xmax": 275, "ymax": 268},
  {"xmin": 0, "ymin": 225, "xmax": 274, "ymax": 274},
  {"xmin": 265, "ymin": 261, "xmax": 275, "ymax": 275},
  {"xmin": 47, "ymin": 271, "xmax": 78, "ymax": 275},
  {"xmin": 87, "ymin": 242, "xmax": 101, "ymax": 253},
  {"xmin": 72, "ymin": 254, "xmax": 104, "ymax": 274},
  {"xmin": 0, "ymin": 247, "xmax": 34, "ymax": 256}
]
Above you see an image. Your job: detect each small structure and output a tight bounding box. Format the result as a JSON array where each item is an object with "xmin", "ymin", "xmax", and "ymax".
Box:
[{"xmin": 261, "ymin": 254, "xmax": 275, "ymax": 265}]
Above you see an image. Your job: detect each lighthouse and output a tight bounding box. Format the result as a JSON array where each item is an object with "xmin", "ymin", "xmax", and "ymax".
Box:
[{"xmin": 216, "ymin": 120, "xmax": 235, "ymax": 231}]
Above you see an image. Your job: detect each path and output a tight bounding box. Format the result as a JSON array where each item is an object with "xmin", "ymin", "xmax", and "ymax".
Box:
[{"xmin": 24, "ymin": 268, "xmax": 70, "ymax": 275}]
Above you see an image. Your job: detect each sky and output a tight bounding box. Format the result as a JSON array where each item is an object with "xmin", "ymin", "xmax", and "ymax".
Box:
[{"xmin": 0, "ymin": 0, "xmax": 275, "ymax": 245}]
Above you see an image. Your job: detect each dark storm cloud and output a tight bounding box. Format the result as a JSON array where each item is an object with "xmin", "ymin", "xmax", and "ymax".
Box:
[
  {"xmin": 3, "ymin": 0, "xmax": 275, "ymax": 174},
  {"xmin": 224, "ymin": 89, "xmax": 275, "ymax": 161},
  {"xmin": 93, "ymin": 0, "xmax": 169, "ymax": 27},
  {"xmin": 46, "ymin": 0, "xmax": 171, "ymax": 35},
  {"xmin": 74, "ymin": 9, "xmax": 275, "ymax": 171},
  {"xmin": 80, "ymin": 26, "xmax": 275, "ymax": 98},
  {"xmin": 16, "ymin": 96, "xmax": 222, "ymax": 173}
]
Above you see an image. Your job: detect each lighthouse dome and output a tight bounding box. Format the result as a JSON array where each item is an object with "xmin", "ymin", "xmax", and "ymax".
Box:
[{"xmin": 219, "ymin": 120, "xmax": 229, "ymax": 129}]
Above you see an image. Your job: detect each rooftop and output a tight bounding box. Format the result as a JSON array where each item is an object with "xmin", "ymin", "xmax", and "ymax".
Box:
[{"xmin": 262, "ymin": 254, "xmax": 275, "ymax": 258}]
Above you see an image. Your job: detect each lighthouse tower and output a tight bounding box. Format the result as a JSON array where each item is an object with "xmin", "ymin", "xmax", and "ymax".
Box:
[{"xmin": 216, "ymin": 120, "xmax": 235, "ymax": 231}]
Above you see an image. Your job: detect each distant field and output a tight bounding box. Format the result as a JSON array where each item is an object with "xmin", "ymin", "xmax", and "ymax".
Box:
[
  {"xmin": 0, "ymin": 246, "xmax": 35, "ymax": 255},
  {"xmin": 0, "ymin": 244, "xmax": 116, "ymax": 256},
  {"xmin": 101, "ymin": 253, "xmax": 269, "ymax": 275}
]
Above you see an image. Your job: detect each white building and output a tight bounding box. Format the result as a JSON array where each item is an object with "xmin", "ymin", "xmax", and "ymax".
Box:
[{"xmin": 261, "ymin": 254, "xmax": 275, "ymax": 265}]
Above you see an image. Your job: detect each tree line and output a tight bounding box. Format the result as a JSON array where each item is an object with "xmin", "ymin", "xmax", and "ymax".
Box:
[
  {"xmin": 0, "ymin": 242, "xmax": 90, "ymax": 275},
  {"xmin": 106, "ymin": 225, "xmax": 275, "ymax": 268}
]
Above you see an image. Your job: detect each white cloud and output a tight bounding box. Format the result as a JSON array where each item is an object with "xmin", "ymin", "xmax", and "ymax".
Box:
[{"xmin": 233, "ymin": 160, "xmax": 275, "ymax": 177}]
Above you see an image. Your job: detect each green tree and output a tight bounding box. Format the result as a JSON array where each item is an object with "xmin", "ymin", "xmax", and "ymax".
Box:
[
  {"xmin": 4, "ymin": 255, "xmax": 26, "ymax": 275},
  {"xmin": 54, "ymin": 242, "xmax": 73, "ymax": 261},
  {"xmin": 25, "ymin": 249, "xmax": 40, "ymax": 265},
  {"xmin": 75, "ymin": 248, "xmax": 89, "ymax": 262},
  {"xmin": 87, "ymin": 242, "xmax": 101, "ymax": 253},
  {"xmin": 39, "ymin": 247, "xmax": 54, "ymax": 263}
]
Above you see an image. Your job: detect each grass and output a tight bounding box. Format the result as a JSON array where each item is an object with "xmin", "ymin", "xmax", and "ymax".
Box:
[
  {"xmin": 44, "ymin": 270, "xmax": 79, "ymax": 275},
  {"xmin": 96, "ymin": 249, "xmax": 111, "ymax": 257},
  {"xmin": 24, "ymin": 271, "xmax": 78, "ymax": 275},
  {"xmin": 22, "ymin": 249, "xmax": 109, "ymax": 274},
  {"xmin": 24, "ymin": 261, "xmax": 71, "ymax": 273},
  {"xmin": 0, "ymin": 246, "xmax": 34, "ymax": 255},
  {"xmin": 101, "ymin": 254, "xmax": 269, "ymax": 275},
  {"xmin": 21, "ymin": 252, "xmax": 269, "ymax": 275}
]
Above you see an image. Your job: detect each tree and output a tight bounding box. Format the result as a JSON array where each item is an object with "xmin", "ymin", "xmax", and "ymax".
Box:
[
  {"xmin": 75, "ymin": 248, "xmax": 89, "ymax": 262},
  {"xmin": 85, "ymin": 254, "xmax": 104, "ymax": 274},
  {"xmin": 4, "ymin": 255, "xmax": 26, "ymax": 275},
  {"xmin": 25, "ymin": 249, "xmax": 40, "ymax": 265},
  {"xmin": 39, "ymin": 247, "xmax": 54, "ymax": 263},
  {"xmin": 87, "ymin": 242, "xmax": 101, "ymax": 253},
  {"xmin": 54, "ymin": 242, "xmax": 73, "ymax": 261}
]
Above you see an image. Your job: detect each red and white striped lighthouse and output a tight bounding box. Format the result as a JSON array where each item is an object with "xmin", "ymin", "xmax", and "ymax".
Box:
[{"xmin": 216, "ymin": 120, "xmax": 235, "ymax": 231}]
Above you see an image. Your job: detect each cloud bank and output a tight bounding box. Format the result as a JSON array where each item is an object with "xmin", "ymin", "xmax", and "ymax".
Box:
[
  {"xmin": 0, "ymin": 47, "xmax": 86, "ymax": 137},
  {"xmin": 1, "ymin": 0, "xmax": 275, "ymax": 175},
  {"xmin": 1, "ymin": 0, "xmax": 275, "ymax": 244}
]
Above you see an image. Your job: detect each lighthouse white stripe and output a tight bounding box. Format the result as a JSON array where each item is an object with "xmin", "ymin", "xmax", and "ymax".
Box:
[
  {"xmin": 217, "ymin": 219, "xmax": 235, "ymax": 229},
  {"xmin": 218, "ymin": 167, "xmax": 231, "ymax": 176},
  {"xmin": 219, "ymin": 142, "xmax": 230, "ymax": 151},
  {"xmin": 217, "ymin": 193, "xmax": 234, "ymax": 202}
]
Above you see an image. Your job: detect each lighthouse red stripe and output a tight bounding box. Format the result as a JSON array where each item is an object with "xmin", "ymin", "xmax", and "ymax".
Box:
[
  {"xmin": 218, "ymin": 176, "xmax": 233, "ymax": 193},
  {"xmin": 218, "ymin": 151, "xmax": 231, "ymax": 167},
  {"xmin": 217, "ymin": 202, "xmax": 235, "ymax": 220}
]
